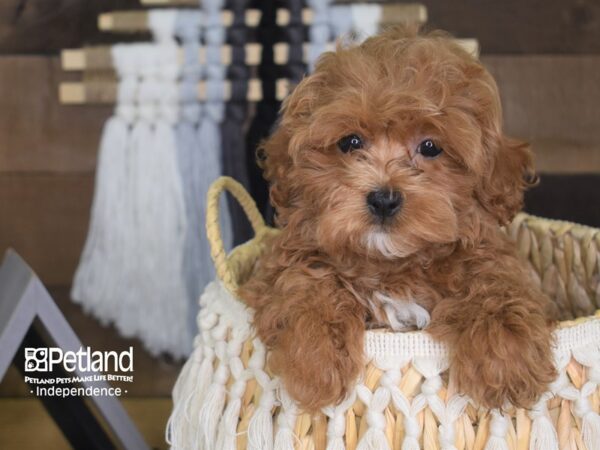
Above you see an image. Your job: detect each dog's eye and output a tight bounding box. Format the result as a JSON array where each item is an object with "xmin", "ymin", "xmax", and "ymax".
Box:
[
  {"xmin": 417, "ymin": 139, "xmax": 443, "ymax": 158},
  {"xmin": 337, "ymin": 134, "xmax": 363, "ymax": 153}
]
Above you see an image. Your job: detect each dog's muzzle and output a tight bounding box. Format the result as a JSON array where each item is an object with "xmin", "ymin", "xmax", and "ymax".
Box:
[{"xmin": 367, "ymin": 189, "xmax": 403, "ymax": 220}]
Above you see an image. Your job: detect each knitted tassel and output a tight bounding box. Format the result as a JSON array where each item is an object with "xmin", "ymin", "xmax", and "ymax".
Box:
[
  {"xmin": 71, "ymin": 44, "xmax": 136, "ymax": 327},
  {"xmin": 147, "ymin": 119, "xmax": 189, "ymax": 354},
  {"xmin": 197, "ymin": 365, "xmax": 229, "ymax": 449},
  {"xmin": 326, "ymin": 437, "xmax": 345, "ymax": 450},
  {"xmin": 175, "ymin": 10, "xmax": 204, "ymax": 333},
  {"xmin": 484, "ymin": 411, "xmax": 509, "ymax": 450},
  {"xmin": 167, "ymin": 352, "xmax": 198, "ymax": 447},
  {"xmin": 528, "ymin": 395, "xmax": 559, "ymax": 450},
  {"xmin": 529, "ymin": 415, "xmax": 558, "ymax": 450},
  {"xmin": 216, "ymin": 397, "xmax": 241, "ymax": 450},
  {"xmin": 356, "ymin": 386, "xmax": 391, "ymax": 450},
  {"xmin": 324, "ymin": 402, "xmax": 349, "ymax": 450},
  {"xmin": 248, "ymin": 377, "xmax": 276, "ymax": 450},
  {"xmin": 71, "ymin": 115, "xmax": 129, "ymax": 313},
  {"xmin": 401, "ymin": 436, "xmax": 420, "ymax": 450},
  {"xmin": 129, "ymin": 10, "xmax": 190, "ymax": 357},
  {"xmin": 401, "ymin": 414, "xmax": 423, "ymax": 450},
  {"xmin": 581, "ymin": 412, "xmax": 600, "ymax": 450},
  {"xmin": 247, "ymin": 405, "xmax": 275, "ymax": 450},
  {"xmin": 274, "ymin": 428, "xmax": 296, "ymax": 450},
  {"xmin": 274, "ymin": 390, "xmax": 298, "ymax": 450},
  {"xmin": 357, "ymin": 431, "xmax": 390, "ymax": 450}
]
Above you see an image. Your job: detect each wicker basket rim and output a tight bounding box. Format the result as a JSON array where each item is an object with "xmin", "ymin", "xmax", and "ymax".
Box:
[{"xmin": 206, "ymin": 176, "xmax": 600, "ymax": 336}]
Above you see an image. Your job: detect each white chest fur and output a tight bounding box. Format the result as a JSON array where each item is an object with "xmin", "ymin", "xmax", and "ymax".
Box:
[{"xmin": 372, "ymin": 292, "xmax": 431, "ymax": 331}]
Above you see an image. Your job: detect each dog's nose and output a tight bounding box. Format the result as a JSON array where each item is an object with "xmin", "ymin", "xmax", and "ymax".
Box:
[{"xmin": 366, "ymin": 189, "xmax": 403, "ymax": 219}]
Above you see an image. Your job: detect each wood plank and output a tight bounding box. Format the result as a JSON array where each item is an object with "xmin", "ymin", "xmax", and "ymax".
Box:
[
  {"xmin": 384, "ymin": 0, "xmax": 600, "ymax": 54},
  {"xmin": 0, "ymin": 0, "xmax": 142, "ymax": 54},
  {"xmin": 0, "ymin": 56, "xmax": 110, "ymax": 173},
  {"xmin": 481, "ymin": 56, "xmax": 600, "ymax": 158},
  {"xmin": 0, "ymin": 172, "xmax": 93, "ymax": 286},
  {"xmin": 0, "ymin": 398, "xmax": 172, "ymax": 450}
]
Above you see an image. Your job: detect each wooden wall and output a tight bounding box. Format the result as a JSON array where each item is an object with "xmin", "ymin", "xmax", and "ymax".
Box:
[{"xmin": 1, "ymin": 0, "xmax": 599, "ymax": 286}]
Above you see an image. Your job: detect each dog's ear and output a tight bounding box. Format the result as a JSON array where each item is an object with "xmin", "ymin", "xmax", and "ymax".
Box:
[
  {"xmin": 257, "ymin": 126, "xmax": 294, "ymax": 221},
  {"xmin": 257, "ymin": 74, "xmax": 325, "ymax": 224},
  {"xmin": 475, "ymin": 133, "xmax": 537, "ymax": 225}
]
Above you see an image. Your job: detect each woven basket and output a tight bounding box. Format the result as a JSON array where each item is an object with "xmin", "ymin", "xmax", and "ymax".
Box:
[{"xmin": 168, "ymin": 176, "xmax": 600, "ymax": 450}]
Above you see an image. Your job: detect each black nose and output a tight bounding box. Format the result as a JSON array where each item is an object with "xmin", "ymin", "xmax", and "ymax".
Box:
[{"xmin": 367, "ymin": 189, "xmax": 403, "ymax": 219}]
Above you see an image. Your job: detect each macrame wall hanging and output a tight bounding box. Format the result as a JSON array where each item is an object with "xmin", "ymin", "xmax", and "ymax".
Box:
[{"xmin": 72, "ymin": 10, "xmax": 227, "ymax": 358}]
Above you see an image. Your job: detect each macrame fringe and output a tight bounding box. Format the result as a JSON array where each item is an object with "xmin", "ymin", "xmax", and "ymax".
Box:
[
  {"xmin": 197, "ymin": 378, "xmax": 228, "ymax": 449},
  {"xmin": 247, "ymin": 404, "xmax": 275, "ymax": 450},
  {"xmin": 326, "ymin": 437, "xmax": 346, "ymax": 450},
  {"xmin": 401, "ymin": 436, "xmax": 421, "ymax": 450},
  {"xmin": 216, "ymin": 397, "xmax": 241, "ymax": 450},
  {"xmin": 529, "ymin": 415, "xmax": 558, "ymax": 450},
  {"xmin": 484, "ymin": 412, "xmax": 509, "ymax": 450},
  {"xmin": 581, "ymin": 411, "xmax": 600, "ymax": 450},
  {"xmin": 273, "ymin": 427, "xmax": 296, "ymax": 450},
  {"xmin": 71, "ymin": 114, "xmax": 130, "ymax": 317},
  {"xmin": 357, "ymin": 428, "xmax": 390, "ymax": 450}
]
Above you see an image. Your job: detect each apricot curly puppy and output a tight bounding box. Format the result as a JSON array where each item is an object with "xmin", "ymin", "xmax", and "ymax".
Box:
[{"xmin": 241, "ymin": 27, "xmax": 557, "ymax": 412}]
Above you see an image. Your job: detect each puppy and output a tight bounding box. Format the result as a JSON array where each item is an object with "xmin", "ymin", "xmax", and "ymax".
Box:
[{"xmin": 241, "ymin": 28, "xmax": 556, "ymax": 412}]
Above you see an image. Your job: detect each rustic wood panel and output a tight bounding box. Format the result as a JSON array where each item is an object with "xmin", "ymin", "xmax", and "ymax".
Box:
[
  {"xmin": 482, "ymin": 55, "xmax": 600, "ymax": 175},
  {"xmin": 0, "ymin": 56, "xmax": 111, "ymax": 173},
  {"xmin": 482, "ymin": 56, "xmax": 600, "ymax": 147},
  {"xmin": 0, "ymin": 172, "xmax": 93, "ymax": 285},
  {"xmin": 0, "ymin": 0, "xmax": 142, "ymax": 54},
  {"xmin": 395, "ymin": 0, "xmax": 600, "ymax": 54}
]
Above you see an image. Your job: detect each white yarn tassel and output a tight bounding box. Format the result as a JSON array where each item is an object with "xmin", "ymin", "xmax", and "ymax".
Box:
[
  {"xmin": 581, "ymin": 412, "xmax": 600, "ymax": 450},
  {"xmin": 529, "ymin": 415, "xmax": 558, "ymax": 450},
  {"xmin": 273, "ymin": 389, "xmax": 298, "ymax": 450},
  {"xmin": 401, "ymin": 418, "xmax": 421, "ymax": 450},
  {"xmin": 248, "ymin": 403, "xmax": 275, "ymax": 450},
  {"xmin": 167, "ymin": 347, "xmax": 204, "ymax": 449},
  {"xmin": 528, "ymin": 396, "xmax": 558, "ymax": 450},
  {"xmin": 216, "ymin": 397, "xmax": 241, "ymax": 450},
  {"xmin": 573, "ymin": 383, "xmax": 600, "ymax": 450},
  {"xmin": 216, "ymin": 354, "xmax": 250, "ymax": 450},
  {"xmin": 197, "ymin": 364, "xmax": 229, "ymax": 449},
  {"xmin": 356, "ymin": 386, "xmax": 391, "ymax": 450},
  {"xmin": 248, "ymin": 375, "xmax": 277, "ymax": 450},
  {"xmin": 274, "ymin": 428, "xmax": 296, "ymax": 450},
  {"xmin": 273, "ymin": 390, "xmax": 297, "ymax": 450},
  {"xmin": 71, "ymin": 43, "xmax": 136, "ymax": 326},
  {"xmin": 484, "ymin": 411, "xmax": 509, "ymax": 450}
]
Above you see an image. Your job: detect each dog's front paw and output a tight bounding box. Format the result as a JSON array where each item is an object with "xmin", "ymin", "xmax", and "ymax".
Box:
[
  {"xmin": 268, "ymin": 312, "xmax": 365, "ymax": 412},
  {"xmin": 452, "ymin": 320, "xmax": 556, "ymax": 409}
]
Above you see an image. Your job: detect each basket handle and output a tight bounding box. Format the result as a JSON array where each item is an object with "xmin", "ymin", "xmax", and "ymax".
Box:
[{"xmin": 206, "ymin": 176, "xmax": 266, "ymax": 292}]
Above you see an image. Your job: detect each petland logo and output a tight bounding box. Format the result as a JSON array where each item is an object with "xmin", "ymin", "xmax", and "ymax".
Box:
[{"xmin": 25, "ymin": 347, "xmax": 133, "ymax": 373}]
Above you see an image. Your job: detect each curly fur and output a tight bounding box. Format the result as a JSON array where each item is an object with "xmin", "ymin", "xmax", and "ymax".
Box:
[{"xmin": 241, "ymin": 27, "xmax": 556, "ymax": 412}]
